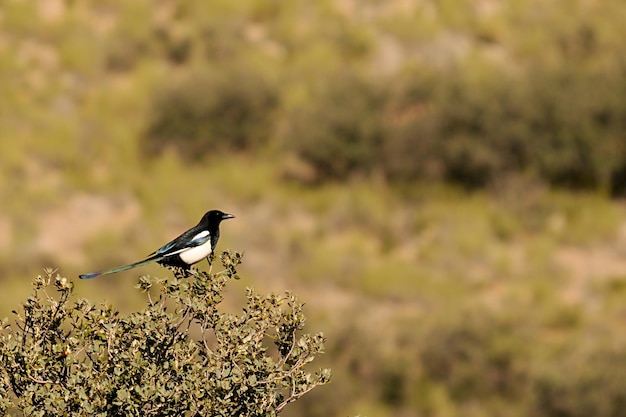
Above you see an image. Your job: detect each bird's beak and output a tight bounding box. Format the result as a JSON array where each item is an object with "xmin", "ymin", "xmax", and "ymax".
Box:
[{"xmin": 222, "ymin": 213, "xmax": 235, "ymax": 220}]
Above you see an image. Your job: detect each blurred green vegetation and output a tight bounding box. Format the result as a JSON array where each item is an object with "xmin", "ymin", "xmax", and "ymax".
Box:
[{"xmin": 2, "ymin": 0, "xmax": 626, "ymax": 416}]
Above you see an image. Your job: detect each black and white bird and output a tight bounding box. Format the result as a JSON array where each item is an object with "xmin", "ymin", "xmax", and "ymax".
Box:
[{"xmin": 79, "ymin": 210, "xmax": 235, "ymax": 279}]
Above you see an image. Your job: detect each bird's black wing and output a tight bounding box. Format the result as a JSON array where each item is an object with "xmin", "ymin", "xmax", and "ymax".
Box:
[{"xmin": 149, "ymin": 226, "xmax": 211, "ymax": 257}]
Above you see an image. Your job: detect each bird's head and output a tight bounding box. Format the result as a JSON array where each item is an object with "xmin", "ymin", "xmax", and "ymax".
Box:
[{"xmin": 202, "ymin": 210, "xmax": 235, "ymax": 226}]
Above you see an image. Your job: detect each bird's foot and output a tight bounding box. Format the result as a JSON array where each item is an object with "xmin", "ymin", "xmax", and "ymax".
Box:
[{"xmin": 206, "ymin": 252, "xmax": 216, "ymax": 274}]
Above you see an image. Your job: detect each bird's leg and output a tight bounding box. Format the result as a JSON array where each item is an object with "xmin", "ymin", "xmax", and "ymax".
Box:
[{"xmin": 206, "ymin": 252, "xmax": 216, "ymax": 274}]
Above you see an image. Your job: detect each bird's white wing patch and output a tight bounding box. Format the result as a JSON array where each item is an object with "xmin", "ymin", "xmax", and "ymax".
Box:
[
  {"xmin": 192, "ymin": 230, "xmax": 210, "ymax": 241},
  {"xmin": 160, "ymin": 230, "xmax": 211, "ymax": 257}
]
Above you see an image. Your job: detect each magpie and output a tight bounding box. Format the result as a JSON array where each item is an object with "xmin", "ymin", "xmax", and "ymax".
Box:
[{"xmin": 79, "ymin": 210, "xmax": 235, "ymax": 279}]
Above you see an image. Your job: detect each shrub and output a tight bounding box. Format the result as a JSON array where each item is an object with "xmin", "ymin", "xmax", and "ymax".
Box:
[
  {"xmin": 532, "ymin": 349, "xmax": 626, "ymax": 417},
  {"xmin": 0, "ymin": 252, "xmax": 330, "ymax": 416},
  {"xmin": 419, "ymin": 311, "xmax": 529, "ymax": 401},
  {"xmin": 285, "ymin": 72, "xmax": 386, "ymax": 182},
  {"xmin": 387, "ymin": 65, "xmax": 626, "ymax": 191},
  {"xmin": 143, "ymin": 67, "xmax": 279, "ymax": 160},
  {"xmin": 287, "ymin": 64, "xmax": 626, "ymax": 192}
]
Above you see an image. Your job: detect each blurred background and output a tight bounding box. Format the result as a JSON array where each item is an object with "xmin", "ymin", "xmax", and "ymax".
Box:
[{"xmin": 2, "ymin": 0, "xmax": 626, "ymax": 416}]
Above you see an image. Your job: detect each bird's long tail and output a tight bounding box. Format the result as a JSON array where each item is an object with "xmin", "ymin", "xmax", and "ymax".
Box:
[{"xmin": 79, "ymin": 255, "xmax": 164, "ymax": 280}]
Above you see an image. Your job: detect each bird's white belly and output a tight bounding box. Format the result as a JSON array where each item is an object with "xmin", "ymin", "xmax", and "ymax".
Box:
[{"xmin": 179, "ymin": 240, "xmax": 213, "ymax": 265}]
